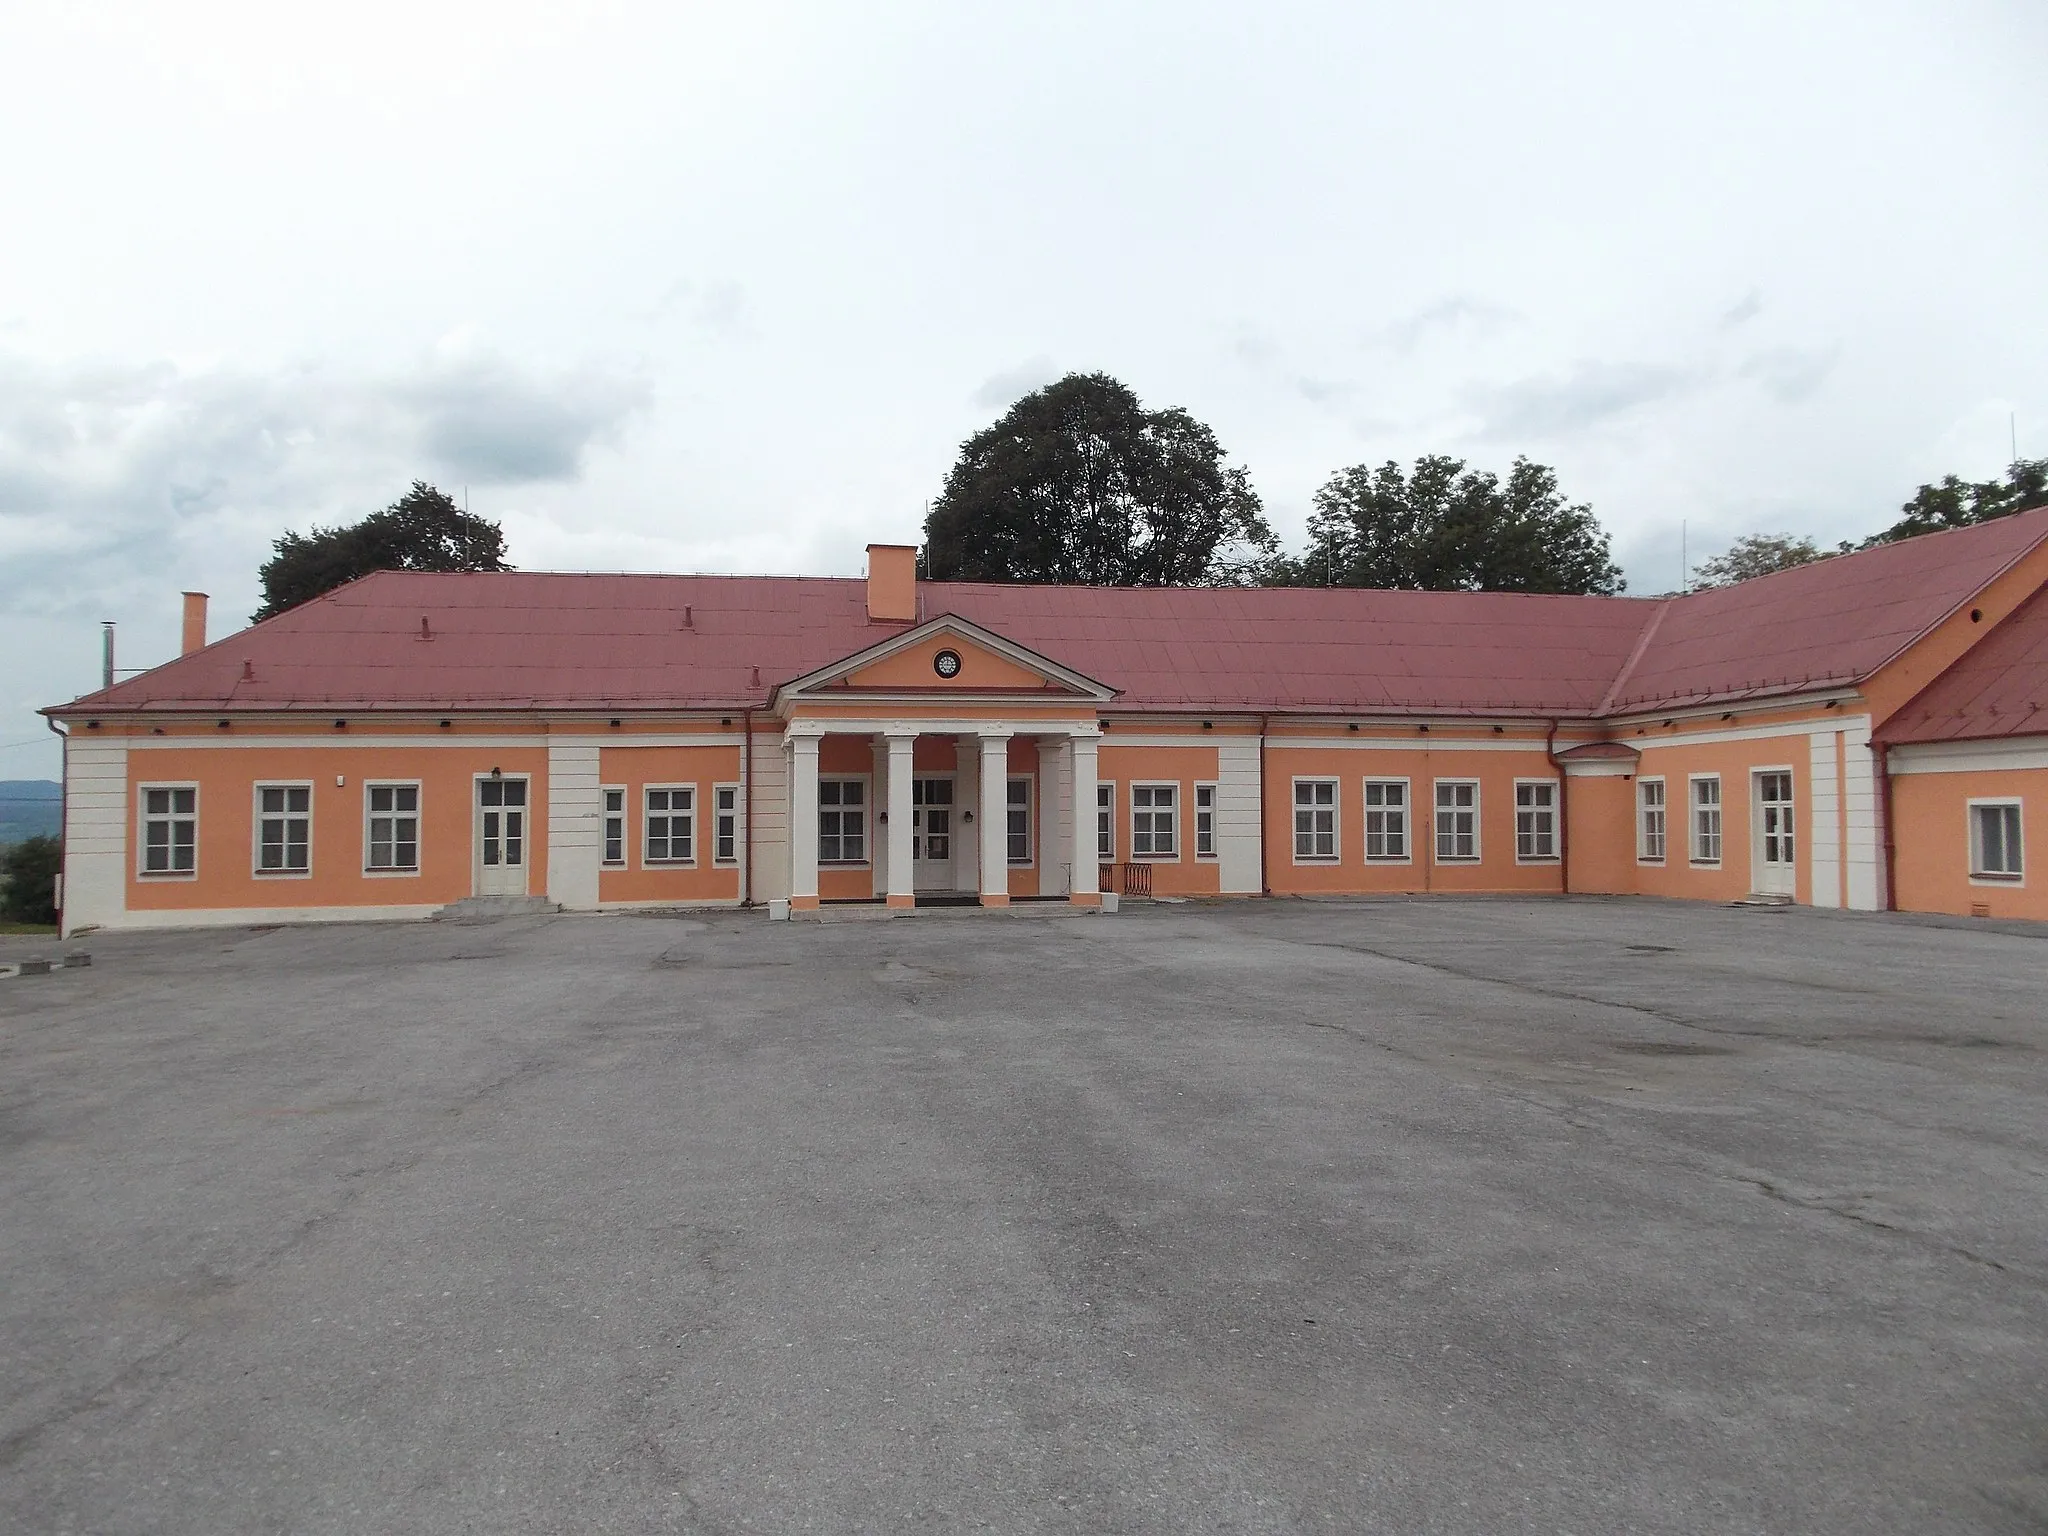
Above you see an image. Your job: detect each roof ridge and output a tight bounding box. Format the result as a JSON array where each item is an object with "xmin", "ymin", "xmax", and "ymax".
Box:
[{"xmin": 1594, "ymin": 598, "xmax": 1673, "ymax": 715}]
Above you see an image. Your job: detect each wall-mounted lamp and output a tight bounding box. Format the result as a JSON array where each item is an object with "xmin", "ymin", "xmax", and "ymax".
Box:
[
  {"xmin": 439, "ymin": 719, "xmax": 452, "ymax": 729},
  {"xmin": 1721, "ymin": 712, "xmax": 1735, "ymax": 721},
  {"xmin": 216, "ymin": 720, "xmax": 231, "ymax": 730},
  {"xmin": 962, "ymin": 809, "xmax": 975, "ymax": 823},
  {"xmin": 1347, "ymin": 722, "xmax": 1359, "ymax": 732},
  {"xmin": 333, "ymin": 719, "xmax": 348, "ymax": 730},
  {"xmin": 1417, "ymin": 724, "xmax": 1430, "ymax": 734},
  {"xmin": 1662, "ymin": 719, "xmax": 1676, "ymax": 728},
  {"xmin": 85, "ymin": 720, "xmax": 100, "ymax": 730},
  {"xmin": 609, "ymin": 718, "xmax": 622, "ymax": 728},
  {"xmin": 1201, "ymin": 720, "xmax": 1213, "ymax": 730},
  {"xmin": 877, "ymin": 811, "xmax": 888, "ymax": 824},
  {"xmin": 490, "ymin": 766, "xmax": 503, "ymax": 780},
  {"xmin": 1492, "ymin": 724, "xmax": 1504, "ymax": 734}
]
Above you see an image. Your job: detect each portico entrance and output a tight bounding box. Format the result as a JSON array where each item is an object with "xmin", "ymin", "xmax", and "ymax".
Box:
[{"xmin": 911, "ymin": 777, "xmax": 955, "ymax": 890}]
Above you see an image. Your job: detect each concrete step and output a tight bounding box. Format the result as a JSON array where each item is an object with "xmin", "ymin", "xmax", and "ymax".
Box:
[{"xmin": 431, "ymin": 896, "xmax": 563, "ymax": 922}]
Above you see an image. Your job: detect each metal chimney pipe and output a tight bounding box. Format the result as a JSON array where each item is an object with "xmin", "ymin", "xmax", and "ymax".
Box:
[{"xmin": 102, "ymin": 622, "xmax": 115, "ymax": 690}]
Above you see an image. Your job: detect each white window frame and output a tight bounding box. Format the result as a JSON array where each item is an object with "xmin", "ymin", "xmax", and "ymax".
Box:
[
  {"xmin": 1637, "ymin": 777, "xmax": 1666, "ymax": 864},
  {"xmin": 1006, "ymin": 774, "xmax": 1034, "ymax": 867},
  {"xmin": 1363, "ymin": 778, "xmax": 1411, "ymax": 864},
  {"xmin": 1130, "ymin": 781, "xmax": 1179, "ymax": 860},
  {"xmin": 1967, "ymin": 798, "xmax": 2024, "ymax": 883},
  {"xmin": 364, "ymin": 781, "xmax": 422, "ymax": 876},
  {"xmin": 818, "ymin": 775, "xmax": 871, "ymax": 866},
  {"xmin": 1513, "ymin": 778, "xmax": 1561, "ymax": 864},
  {"xmin": 251, "ymin": 781, "xmax": 313, "ymax": 878},
  {"xmin": 137, "ymin": 782, "xmax": 199, "ymax": 879},
  {"xmin": 713, "ymin": 783, "xmax": 741, "ymax": 866},
  {"xmin": 643, "ymin": 784, "xmax": 697, "ymax": 867},
  {"xmin": 1689, "ymin": 774, "xmax": 1723, "ymax": 866},
  {"xmin": 1194, "ymin": 782, "xmax": 1218, "ymax": 859},
  {"xmin": 601, "ymin": 785, "xmax": 627, "ymax": 868},
  {"xmin": 1096, "ymin": 781, "xmax": 1115, "ymax": 862},
  {"xmin": 1433, "ymin": 779, "xmax": 1480, "ymax": 864},
  {"xmin": 1292, "ymin": 777, "xmax": 1339, "ymax": 863}
]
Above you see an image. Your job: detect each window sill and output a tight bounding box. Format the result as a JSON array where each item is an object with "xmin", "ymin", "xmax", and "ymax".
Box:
[
  {"xmin": 1969, "ymin": 872, "xmax": 2024, "ymax": 884},
  {"xmin": 253, "ymin": 870, "xmax": 313, "ymax": 880},
  {"xmin": 1434, "ymin": 858, "xmax": 1481, "ymax": 866},
  {"xmin": 1364, "ymin": 857, "xmax": 1412, "ymax": 865},
  {"xmin": 1516, "ymin": 858, "xmax": 1562, "ymax": 866},
  {"xmin": 1689, "ymin": 860, "xmax": 1721, "ymax": 868},
  {"xmin": 1292, "ymin": 857, "xmax": 1340, "ymax": 865},
  {"xmin": 644, "ymin": 860, "xmax": 698, "ymax": 868},
  {"xmin": 364, "ymin": 868, "xmax": 421, "ymax": 878},
  {"xmin": 819, "ymin": 861, "xmax": 872, "ymax": 869},
  {"xmin": 137, "ymin": 871, "xmax": 198, "ymax": 880}
]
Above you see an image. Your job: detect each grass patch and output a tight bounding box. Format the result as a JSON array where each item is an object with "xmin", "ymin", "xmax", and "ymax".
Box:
[{"xmin": 0, "ymin": 922, "xmax": 58, "ymax": 936}]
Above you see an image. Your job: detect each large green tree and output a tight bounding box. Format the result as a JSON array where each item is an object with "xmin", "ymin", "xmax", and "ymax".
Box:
[
  {"xmin": 2, "ymin": 835, "xmax": 60, "ymax": 926},
  {"xmin": 1278, "ymin": 455, "xmax": 1623, "ymax": 594},
  {"xmin": 920, "ymin": 373, "xmax": 1278, "ymax": 586},
  {"xmin": 254, "ymin": 481, "xmax": 511, "ymax": 621},
  {"xmin": 1691, "ymin": 533, "xmax": 1828, "ymax": 588},
  {"xmin": 1862, "ymin": 457, "xmax": 2048, "ymax": 545}
]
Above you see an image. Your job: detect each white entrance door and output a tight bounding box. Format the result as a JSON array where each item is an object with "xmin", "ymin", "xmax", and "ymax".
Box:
[
  {"xmin": 476, "ymin": 777, "xmax": 529, "ymax": 897},
  {"xmin": 1755, "ymin": 770, "xmax": 1796, "ymax": 897},
  {"xmin": 911, "ymin": 777, "xmax": 955, "ymax": 890}
]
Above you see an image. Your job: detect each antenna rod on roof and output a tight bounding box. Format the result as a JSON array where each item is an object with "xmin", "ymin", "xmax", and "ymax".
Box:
[{"xmin": 1681, "ymin": 520, "xmax": 1688, "ymax": 594}]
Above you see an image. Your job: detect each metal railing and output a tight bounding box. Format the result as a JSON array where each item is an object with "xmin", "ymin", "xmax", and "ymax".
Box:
[{"xmin": 1099, "ymin": 862, "xmax": 1153, "ymax": 897}]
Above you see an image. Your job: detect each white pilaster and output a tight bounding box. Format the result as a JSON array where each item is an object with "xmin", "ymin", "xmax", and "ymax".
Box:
[
  {"xmin": 1069, "ymin": 726, "xmax": 1102, "ymax": 905},
  {"xmin": 546, "ymin": 742, "xmax": 602, "ymax": 910},
  {"xmin": 62, "ymin": 736, "xmax": 128, "ymax": 938},
  {"xmin": 1808, "ymin": 731, "xmax": 1842, "ymax": 909},
  {"xmin": 954, "ymin": 735, "xmax": 980, "ymax": 894},
  {"xmin": 978, "ymin": 727, "xmax": 1012, "ymax": 905},
  {"xmin": 1216, "ymin": 736, "xmax": 1263, "ymax": 894},
  {"xmin": 1842, "ymin": 728, "xmax": 1882, "ymax": 911},
  {"xmin": 786, "ymin": 727, "xmax": 822, "ymax": 907},
  {"xmin": 885, "ymin": 729, "xmax": 916, "ymax": 906}
]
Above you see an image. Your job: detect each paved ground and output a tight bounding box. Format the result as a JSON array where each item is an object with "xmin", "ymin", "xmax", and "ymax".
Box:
[{"xmin": 1, "ymin": 898, "xmax": 2044, "ymax": 1534}]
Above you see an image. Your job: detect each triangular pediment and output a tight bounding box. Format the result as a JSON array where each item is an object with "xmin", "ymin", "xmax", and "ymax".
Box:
[{"xmin": 778, "ymin": 614, "xmax": 1116, "ymax": 701}]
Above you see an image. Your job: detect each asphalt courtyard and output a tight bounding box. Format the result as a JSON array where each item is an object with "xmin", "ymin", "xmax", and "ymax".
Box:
[{"xmin": 1, "ymin": 898, "xmax": 2044, "ymax": 1535}]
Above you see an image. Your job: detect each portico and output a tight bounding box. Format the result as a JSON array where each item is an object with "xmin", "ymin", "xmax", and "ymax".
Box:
[{"xmin": 783, "ymin": 718, "xmax": 1103, "ymax": 911}]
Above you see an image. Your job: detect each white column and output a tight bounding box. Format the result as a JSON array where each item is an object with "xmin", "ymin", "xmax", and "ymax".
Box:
[
  {"xmin": 1041, "ymin": 737, "xmax": 1073, "ymax": 897},
  {"xmin": 885, "ymin": 729, "xmax": 916, "ymax": 907},
  {"xmin": 954, "ymin": 735, "xmax": 980, "ymax": 894},
  {"xmin": 787, "ymin": 728, "xmax": 821, "ymax": 908},
  {"xmin": 1069, "ymin": 727, "xmax": 1101, "ymax": 905},
  {"xmin": 978, "ymin": 727, "xmax": 1012, "ymax": 905}
]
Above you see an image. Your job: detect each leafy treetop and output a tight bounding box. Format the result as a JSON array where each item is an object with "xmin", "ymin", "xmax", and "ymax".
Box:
[{"xmin": 254, "ymin": 482, "xmax": 510, "ymax": 622}]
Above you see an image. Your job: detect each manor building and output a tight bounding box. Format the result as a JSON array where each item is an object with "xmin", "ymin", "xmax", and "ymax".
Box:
[{"xmin": 43, "ymin": 512, "xmax": 2048, "ymax": 935}]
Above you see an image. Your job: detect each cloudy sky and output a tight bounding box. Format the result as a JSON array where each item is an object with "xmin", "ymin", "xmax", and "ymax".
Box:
[{"xmin": 4, "ymin": 0, "xmax": 2044, "ymax": 779}]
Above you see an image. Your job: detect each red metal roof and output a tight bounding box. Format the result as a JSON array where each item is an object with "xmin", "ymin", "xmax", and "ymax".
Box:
[
  {"xmin": 49, "ymin": 507, "xmax": 2048, "ymax": 723},
  {"xmin": 1875, "ymin": 581, "xmax": 2048, "ymax": 744}
]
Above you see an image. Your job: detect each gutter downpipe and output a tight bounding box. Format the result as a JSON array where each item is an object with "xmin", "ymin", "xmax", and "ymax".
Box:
[
  {"xmin": 1545, "ymin": 719, "xmax": 1571, "ymax": 897},
  {"xmin": 46, "ymin": 716, "xmax": 67, "ymax": 937},
  {"xmin": 1257, "ymin": 713, "xmax": 1270, "ymax": 896},
  {"xmin": 741, "ymin": 706, "xmax": 755, "ymax": 907},
  {"xmin": 1877, "ymin": 740, "xmax": 1898, "ymax": 912}
]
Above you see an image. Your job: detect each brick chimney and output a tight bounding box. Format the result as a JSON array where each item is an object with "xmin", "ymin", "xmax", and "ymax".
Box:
[
  {"xmin": 181, "ymin": 592, "xmax": 208, "ymax": 655},
  {"xmin": 866, "ymin": 545, "xmax": 917, "ymax": 623}
]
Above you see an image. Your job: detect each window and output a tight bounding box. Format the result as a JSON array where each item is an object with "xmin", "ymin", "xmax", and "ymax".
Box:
[
  {"xmin": 1691, "ymin": 776, "xmax": 1722, "ymax": 864},
  {"xmin": 1971, "ymin": 801, "xmax": 2023, "ymax": 880},
  {"xmin": 1638, "ymin": 779, "xmax": 1666, "ymax": 863},
  {"xmin": 1194, "ymin": 783, "xmax": 1217, "ymax": 858},
  {"xmin": 1096, "ymin": 782, "xmax": 1114, "ymax": 861},
  {"xmin": 366, "ymin": 784, "xmax": 419, "ymax": 872},
  {"xmin": 602, "ymin": 788, "xmax": 626, "ymax": 866},
  {"xmin": 254, "ymin": 784, "xmax": 310, "ymax": 874},
  {"xmin": 1131, "ymin": 783, "xmax": 1177, "ymax": 859},
  {"xmin": 140, "ymin": 785, "xmax": 197, "ymax": 875},
  {"xmin": 1515, "ymin": 781, "xmax": 1558, "ymax": 862},
  {"xmin": 819, "ymin": 778, "xmax": 866, "ymax": 864},
  {"xmin": 714, "ymin": 784, "xmax": 740, "ymax": 865},
  {"xmin": 1364, "ymin": 780, "xmax": 1408, "ymax": 862},
  {"xmin": 1293, "ymin": 779, "xmax": 1337, "ymax": 861},
  {"xmin": 1434, "ymin": 781, "xmax": 1479, "ymax": 862},
  {"xmin": 1006, "ymin": 777, "xmax": 1032, "ymax": 865},
  {"xmin": 645, "ymin": 787, "xmax": 695, "ymax": 864}
]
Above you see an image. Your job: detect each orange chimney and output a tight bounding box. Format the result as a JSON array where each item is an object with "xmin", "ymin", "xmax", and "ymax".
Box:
[
  {"xmin": 181, "ymin": 592, "xmax": 209, "ymax": 655},
  {"xmin": 866, "ymin": 545, "xmax": 917, "ymax": 623}
]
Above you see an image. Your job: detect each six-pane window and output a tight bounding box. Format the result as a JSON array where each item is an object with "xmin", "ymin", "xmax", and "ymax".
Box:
[
  {"xmin": 819, "ymin": 779, "xmax": 866, "ymax": 863},
  {"xmin": 1294, "ymin": 780, "xmax": 1337, "ymax": 861},
  {"xmin": 255, "ymin": 785, "xmax": 310, "ymax": 873},
  {"xmin": 1132, "ymin": 784, "xmax": 1177, "ymax": 858},
  {"xmin": 645, "ymin": 787, "xmax": 694, "ymax": 863},
  {"xmin": 1971, "ymin": 802, "xmax": 2023, "ymax": 879},
  {"xmin": 367, "ymin": 784, "xmax": 419, "ymax": 871},
  {"xmin": 602, "ymin": 789, "xmax": 625, "ymax": 865},
  {"xmin": 714, "ymin": 785, "xmax": 740, "ymax": 864},
  {"xmin": 1096, "ymin": 783, "xmax": 1114, "ymax": 861},
  {"xmin": 1435, "ymin": 781, "xmax": 1479, "ymax": 861},
  {"xmin": 1194, "ymin": 783, "xmax": 1217, "ymax": 858},
  {"xmin": 1364, "ymin": 780, "xmax": 1407, "ymax": 861},
  {"xmin": 1515, "ymin": 782, "xmax": 1558, "ymax": 861},
  {"xmin": 1007, "ymin": 778, "xmax": 1032, "ymax": 864},
  {"xmin": 1691, "ymin": 777, "xmax": 1722, "ymax": 863},
  {"xmin": 1638, "ymin": 779, "xmax": 1666, "ymax": 862},
  {"xmin": 141, "ymin": 786, "xmax": 197, "ymax": 874}
]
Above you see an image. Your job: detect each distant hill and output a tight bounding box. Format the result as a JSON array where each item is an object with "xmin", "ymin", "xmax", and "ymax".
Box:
[{"xmin": 0, "ymin": 781, "xmax": 61, "ymax": 845}]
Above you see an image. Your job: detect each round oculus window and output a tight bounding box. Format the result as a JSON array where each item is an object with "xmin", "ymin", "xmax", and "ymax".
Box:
[{"xmin": 933, "ymin": 648, "xmax": 963, "ymax": 679}]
